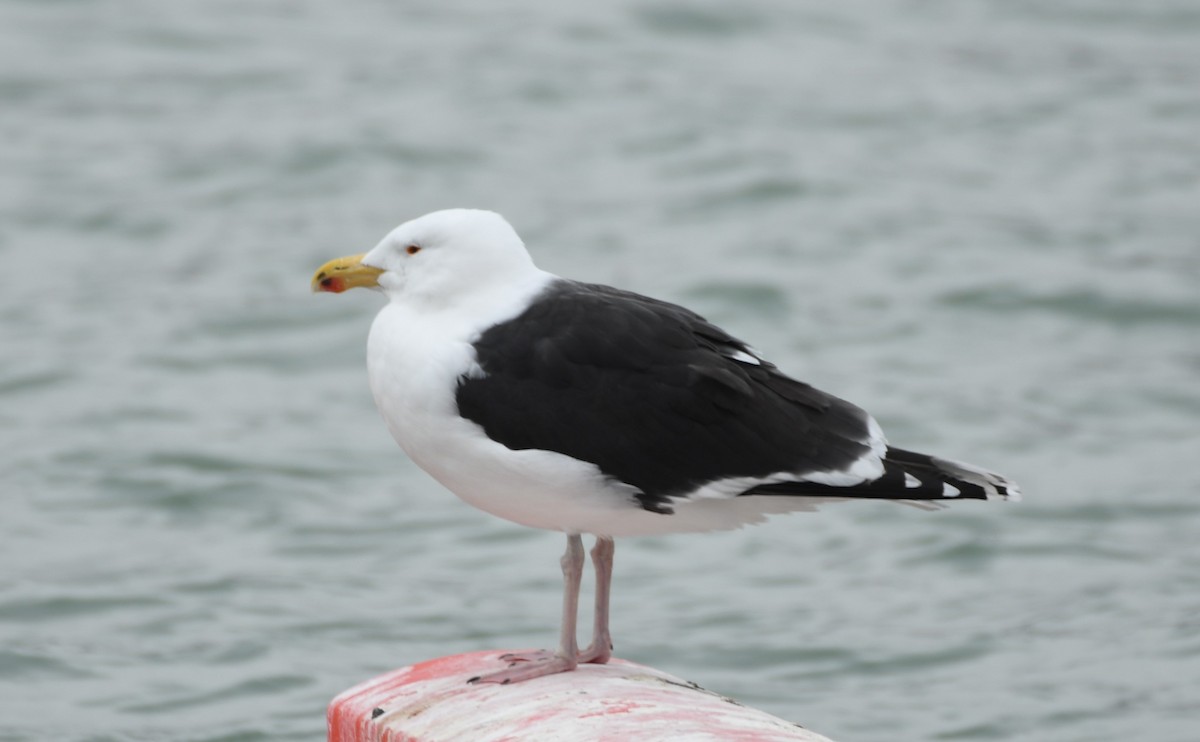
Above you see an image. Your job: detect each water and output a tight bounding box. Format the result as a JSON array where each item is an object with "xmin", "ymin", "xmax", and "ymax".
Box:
[{"xmin": 3, "ymin": 1, "xmax": 1199, "ymax": 739}]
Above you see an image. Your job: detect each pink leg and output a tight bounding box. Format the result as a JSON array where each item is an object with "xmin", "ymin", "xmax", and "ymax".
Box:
[
  {"xmin": 468, "ymin": 534, "xmax": 584, "ymax": 684},
  {"xmin": 579, "ymin": 536, "xmax": 614, "ymax": 664}
]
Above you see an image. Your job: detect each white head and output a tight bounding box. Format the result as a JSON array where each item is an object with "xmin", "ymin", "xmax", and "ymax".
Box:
[{"xmin": 312, "ymin": 209, "xmax": 542, "ymax": 309}]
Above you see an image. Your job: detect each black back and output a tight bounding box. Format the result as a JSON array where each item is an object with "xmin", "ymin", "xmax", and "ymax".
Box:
[{"xmin": 455, "ymin": 280, "xmax": 875, "ymax": 511}]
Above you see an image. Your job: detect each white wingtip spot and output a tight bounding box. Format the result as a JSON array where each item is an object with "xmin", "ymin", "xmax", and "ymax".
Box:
[
  {"xmin": 942, "ymin": 482, "xmax": 961, "ymax": 498},
  {"xmin": 727, "ymin": 348, "xmax": 761, "ymax": 365},
  {"xmin": 904, "ymin": 472, "xmax": 921, "ymax": 488},
  {"xmin": 931, "ymin": 455, "xmax": 1021, "ymax": 502}
]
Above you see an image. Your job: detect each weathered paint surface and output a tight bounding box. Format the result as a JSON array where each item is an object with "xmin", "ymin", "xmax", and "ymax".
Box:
[{"xmin": 328, "ymin": 650, "xmax": 835, "ymax": 742}]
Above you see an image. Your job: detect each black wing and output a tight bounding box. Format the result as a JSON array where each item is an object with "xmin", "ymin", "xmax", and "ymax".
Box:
[{"xmin": 455, "ymin": 280, "xmax": 878, "ymax": 512}]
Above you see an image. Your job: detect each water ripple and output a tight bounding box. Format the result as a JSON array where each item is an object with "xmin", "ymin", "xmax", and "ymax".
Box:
[
  {"xmin": 119, "ymin": 675, "xmax": 313, "ymax": 715},
  {"xmin": 0, "ymin": 595, "xmax": 168, "ymax": 623},
  {"xmin": 940, "ymin": 285, "xmax": 1200, "ymax": 326}
]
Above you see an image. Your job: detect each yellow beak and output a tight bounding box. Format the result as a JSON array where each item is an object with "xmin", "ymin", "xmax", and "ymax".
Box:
[{"xmin": 311, "ymin": 254, "xmax": 385, "ymax": 293}]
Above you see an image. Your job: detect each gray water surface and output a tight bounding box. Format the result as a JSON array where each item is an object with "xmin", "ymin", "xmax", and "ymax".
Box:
[{"xmin": 4, "ymin": 1, "xmax": 1200, "ymax": 740}]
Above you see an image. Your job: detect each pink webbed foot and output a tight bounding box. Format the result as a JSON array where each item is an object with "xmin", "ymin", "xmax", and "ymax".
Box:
[
  {"xmin": 578, "ymin": 638, "xmax": 612, "ymax": 665},
  {"xmin": 467, "ymin": 650, "xmax": 577, "ymax": 685}
]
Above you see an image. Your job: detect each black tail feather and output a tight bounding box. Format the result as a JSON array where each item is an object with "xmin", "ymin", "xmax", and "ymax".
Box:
[{"xmin": 743, "ymin": 446, "xmax": 1020, "ymax": 502}]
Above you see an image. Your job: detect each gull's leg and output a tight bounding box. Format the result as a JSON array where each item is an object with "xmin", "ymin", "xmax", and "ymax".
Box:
[
  {"xmin": 551, "ymin": 533, "xmax": 584, "ymax": 663},
  {"xmin": 468, "ymin": 534, "xmax": 584, "ymax": 684},
  {"xmin": 579, "ymin": 536, "xmax": 614, "ymax": 664}
]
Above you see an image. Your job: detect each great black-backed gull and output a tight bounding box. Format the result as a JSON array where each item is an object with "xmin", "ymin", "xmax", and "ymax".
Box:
[{"xmin": 312, "ymin": 208, "xmax": 1020, "ymax": 684}]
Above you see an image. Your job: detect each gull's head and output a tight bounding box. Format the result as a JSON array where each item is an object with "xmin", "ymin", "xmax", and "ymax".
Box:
[{"xmin": 311, "ymin": 209, "xmax": 536, "ymax": 302}]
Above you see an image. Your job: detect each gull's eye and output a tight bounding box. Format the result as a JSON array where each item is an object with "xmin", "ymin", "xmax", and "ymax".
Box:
[{"xmin": 405, "ymin": 245, "xmax": 422, "ymax": 256}]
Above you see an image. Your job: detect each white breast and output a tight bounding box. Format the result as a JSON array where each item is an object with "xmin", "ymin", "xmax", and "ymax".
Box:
[{"xmin": 365, "ymin": 275, "xmax": 635, "ymax": 531}]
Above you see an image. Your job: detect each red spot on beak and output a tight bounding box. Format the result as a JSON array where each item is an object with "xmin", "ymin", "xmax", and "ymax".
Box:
[{"xmin": 321, "ymin": 276, "xmax": 346, "ymax": 293}]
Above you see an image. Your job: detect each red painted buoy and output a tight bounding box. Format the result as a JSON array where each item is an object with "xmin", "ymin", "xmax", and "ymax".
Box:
[{"xmin": 328, "ymin": 650, "xmax": 835, "ymax": 741}]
